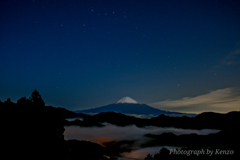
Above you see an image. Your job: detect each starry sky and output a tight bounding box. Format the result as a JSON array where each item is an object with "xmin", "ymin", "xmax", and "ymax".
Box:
[{"xmin": 1, "ymin": 0, "xmax": 240, "ymax": 113}]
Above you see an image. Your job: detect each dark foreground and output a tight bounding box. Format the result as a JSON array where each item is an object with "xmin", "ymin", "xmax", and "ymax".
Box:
[{"xmin": 2, "ymin": 90, "xmax": 240, "ymax": 159}]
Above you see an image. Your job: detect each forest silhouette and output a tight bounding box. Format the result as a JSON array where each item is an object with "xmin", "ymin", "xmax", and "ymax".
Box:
[
  {"xmin": 2, "ymin": 90, "xmax": 112, "ymax": 160},
  {"xmin": 1, "ymin": 90, "xmax": 239, "ymax": 159}
]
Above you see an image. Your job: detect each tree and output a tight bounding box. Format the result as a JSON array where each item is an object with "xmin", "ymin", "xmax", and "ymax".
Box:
[
  {"xmin": 29, "ymin": 90, "xmax": 45, "ymax": 107},
  {"xmin": 17, "ymin": 97, "xmax": 31, "ymax": 107},
  {"xmin": 144, "ymin": 153, "xmax": 154, "ymax": 160},
  {"xmin": 0, "ymin": 100, "xmax": 3, "ymax": 108},
  {"xmin": 145, "ymin": 148, "xmax": 172, "ymax": 160},
  {"xmin": 159, "ymin": 147, "xmax": 170, "ymax": 156},
  {"xmin": 4, "ymin": 98, "xmax": 14, "ymax": 105},
  {"xmin": 153, "ymin": 147, "xmax": 170, "ymax": 159}
]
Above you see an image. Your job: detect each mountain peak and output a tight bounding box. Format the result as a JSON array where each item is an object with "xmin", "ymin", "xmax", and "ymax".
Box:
[{"xmin": 116, "ymin": 97, "xmax": 139, "ymax": 104}]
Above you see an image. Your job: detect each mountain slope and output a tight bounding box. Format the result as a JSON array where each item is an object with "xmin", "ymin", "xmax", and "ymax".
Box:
[
  {"xmin": 75, "ymin": 103, "xmax": 195, "ymax": 117},
  {"xmin": 75, "ymin": 97, "xmax": 196, "ymax": 117}
]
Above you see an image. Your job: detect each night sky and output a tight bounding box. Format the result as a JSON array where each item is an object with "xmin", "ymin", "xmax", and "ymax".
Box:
[{"xmin": 1, "ymin": 0, "xmax": 240, "ymax": 113}]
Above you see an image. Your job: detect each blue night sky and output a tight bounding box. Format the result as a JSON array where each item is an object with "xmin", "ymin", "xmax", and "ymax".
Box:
[{"xmin": 1, "ymin": 0, "xmax": 240, "ymax": 113}]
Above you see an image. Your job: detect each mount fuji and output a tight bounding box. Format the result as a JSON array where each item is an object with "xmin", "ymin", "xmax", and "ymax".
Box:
[{"xmin": 75, "ymin": 97, "xmax": 196, "ymax": 117}]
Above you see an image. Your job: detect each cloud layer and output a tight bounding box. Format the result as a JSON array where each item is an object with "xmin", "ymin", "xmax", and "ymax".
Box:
[
  {"xmin": 64, "ymin": 124, "xmax": 219, "ymax": 159},
  {"xmin": 149, "ymin": 87, "xmax": 240, "ymax": 114}
]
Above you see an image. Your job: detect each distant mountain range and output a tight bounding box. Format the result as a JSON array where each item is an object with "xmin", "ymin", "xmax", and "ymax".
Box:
[
  {"xmin": 74, "ymin": 97, "xmax": 196, "ymax": 117},
  {"xmin": 45, "ymin": 103, "xmax": 240, "ymax": 129},
  {"xmin": 69, "ymin": 110, "xmax": 240, "ymax": 130}
]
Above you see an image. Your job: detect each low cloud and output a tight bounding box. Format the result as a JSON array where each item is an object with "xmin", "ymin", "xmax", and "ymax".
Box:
[
  {"xmin": 64, "ymin": 123, "xmax": 218, "ymax": 144},
  {"xmin": 149, "ymin": 87, "xmax": 240, "ymax": 114},
  {"xmin": 64, "ymin": 124, "xmax": 218, "ymax": 159}
]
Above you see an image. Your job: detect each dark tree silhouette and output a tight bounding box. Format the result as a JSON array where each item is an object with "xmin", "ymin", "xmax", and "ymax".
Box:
[
  {"xmin": 26, "ymin": 90, "xmax": 65, "ymax": 160},
  {"xmin": 4, "ymin": 98, "xmax": 15, "ymax": 106},
  {"xmin": 153, "ymin": 147, "xmax": 170, "ymax": 159},
  {"xmin": 29, "ymin": 89, "xmax": 45, "ymax": 107},
  {"xmin": 2, "ymin": 90, "xmax": 66, "ymax": 160},
  {"xmin": 17, "ymin": 97, "xmax": 31, "ymax": 107},
  {"xmin": 144, "ymin": 153, "xmax": 154, "ymax": 160}
]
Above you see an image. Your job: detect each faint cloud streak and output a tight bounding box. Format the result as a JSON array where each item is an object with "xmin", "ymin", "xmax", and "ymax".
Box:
[
  {"xmin": 221, "ymin": 49, "xmax": 240, "ymax": 66},
  {"xmin": 149, "ymin": 87, "xmax": 240, "ymax": 114},
  {"xmin": 215, "ymin": 49, "xmax": 240, "ymax": 68}
]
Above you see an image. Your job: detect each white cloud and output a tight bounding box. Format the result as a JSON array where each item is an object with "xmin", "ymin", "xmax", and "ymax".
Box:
[
  {"xmin": 64, "ymin": 124, "xmax": 216, "ymax": 144},
  {"xmin": 64, "ymin": 124, "xmax": 219, "ymax": 159},
  {"xmin": 149, "ymin": 87, "xmax": 240, "ymax": 114}
]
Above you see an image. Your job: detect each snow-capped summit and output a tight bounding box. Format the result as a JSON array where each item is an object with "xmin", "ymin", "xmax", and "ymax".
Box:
[{"xmin": 116, "ymin": 97, "xmax": 139, "ymax": 104}]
